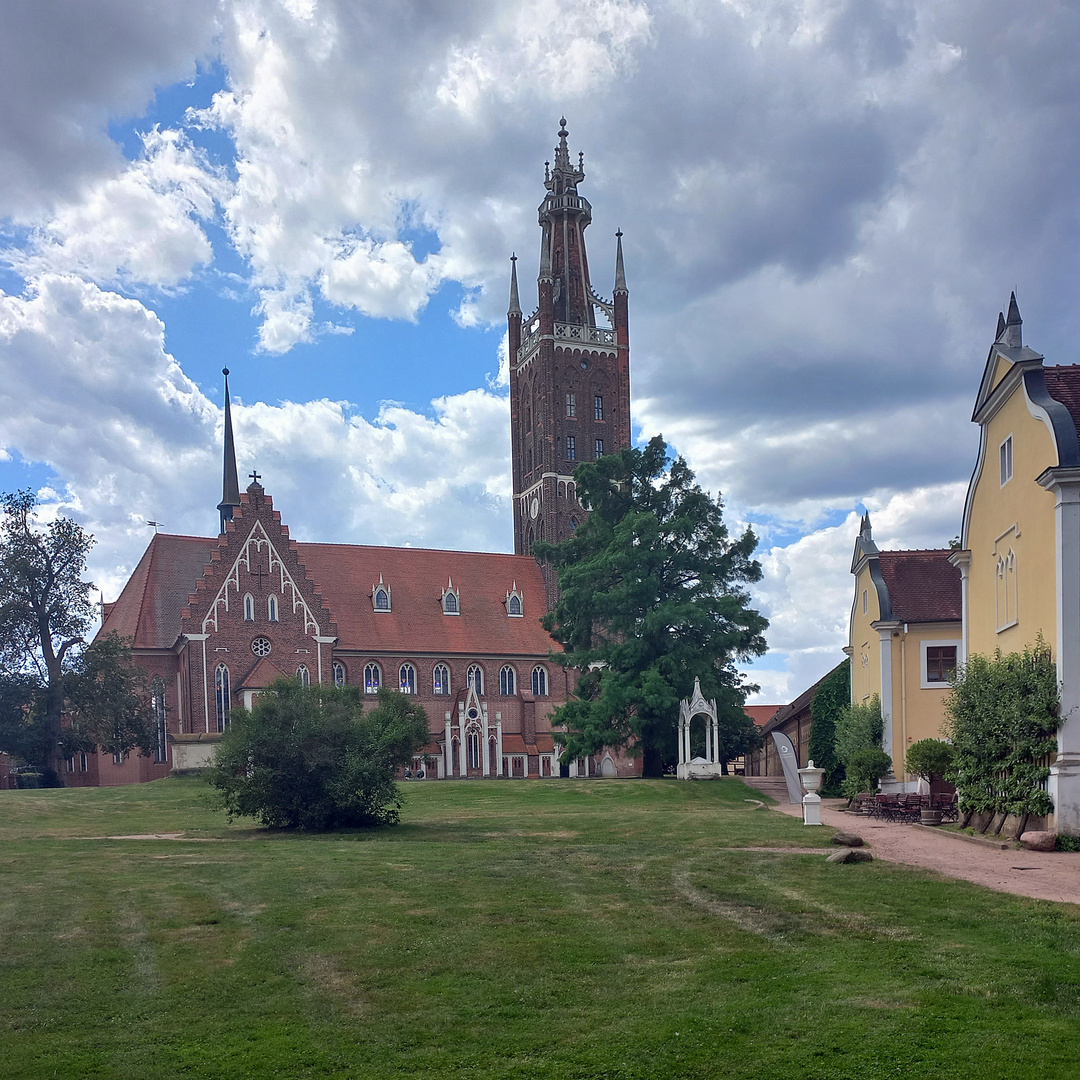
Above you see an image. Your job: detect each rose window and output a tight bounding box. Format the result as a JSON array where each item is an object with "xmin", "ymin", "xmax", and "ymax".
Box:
[{"xmin": 251, "ymin": 637, "xmax": 272, "ymax": 657}]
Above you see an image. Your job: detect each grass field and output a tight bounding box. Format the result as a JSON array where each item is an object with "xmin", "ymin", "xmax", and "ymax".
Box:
[{"xmin": 3, "ymin": 777, "xmax": 1080, "ymax": 1079}]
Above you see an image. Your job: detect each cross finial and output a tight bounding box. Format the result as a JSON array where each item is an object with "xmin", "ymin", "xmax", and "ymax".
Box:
[{"xmin": 249, "ymin": 470, "xmax": 261, "ymax": 484}]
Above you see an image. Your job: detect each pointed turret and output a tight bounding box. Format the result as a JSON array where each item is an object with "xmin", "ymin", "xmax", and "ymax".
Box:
[
  {"xmin": 216, "ymin": 368, "xmax": 242, "ymax": 534},
  {"xmin": 614, "ymin": 229, "xmax": 627, "ymax": 296},
  {"xmin": 996, "ymin": 311, "xmax": 1007, "ymax": 342},
  {"xmin": 508, "ymin": 254, "xmax": 521, "ymax": 316},
  {"xmin": 1004, "ymin": 291, "xmax": 1023, "ymax": 348}
]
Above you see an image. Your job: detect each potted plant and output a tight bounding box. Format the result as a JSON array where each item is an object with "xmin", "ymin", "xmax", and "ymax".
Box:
[{"xmin": 904, "ymin": 738, "xmax": 955, "ymax": 825}]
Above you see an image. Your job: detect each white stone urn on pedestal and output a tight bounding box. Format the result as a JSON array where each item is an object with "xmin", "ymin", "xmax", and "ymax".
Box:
[{"xmin": 797, "ymin": 760, "xmax": 826, "ymax": 826}]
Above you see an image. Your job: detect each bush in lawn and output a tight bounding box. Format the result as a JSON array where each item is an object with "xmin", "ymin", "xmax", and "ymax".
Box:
[
  {"xmin": 208, "ymin": 680, "xmax": 430, "ymax": 830},
  {"xmin": 904, "ymin": 738, "xmax": 955, "ymax": 792},
  {"xmin": 834, "ymin": 696, "xmax": 891, "ymax": 798}
]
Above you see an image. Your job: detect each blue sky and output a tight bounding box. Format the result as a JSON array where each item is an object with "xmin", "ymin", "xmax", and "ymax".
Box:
[{"xmin": 2, "ymin": 1, "xmax": 1080, "ymax": 704}]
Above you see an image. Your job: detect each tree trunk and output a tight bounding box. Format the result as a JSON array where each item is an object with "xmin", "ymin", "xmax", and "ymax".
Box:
[{"xmin": 641, "ymin": 742, "xmax": 664, "ymax": 777}]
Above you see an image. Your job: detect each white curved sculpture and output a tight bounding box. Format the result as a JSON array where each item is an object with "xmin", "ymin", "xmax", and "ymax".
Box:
[{"xmin": 677, "ymin": 677, "xmax": 723, "ymax": 779}]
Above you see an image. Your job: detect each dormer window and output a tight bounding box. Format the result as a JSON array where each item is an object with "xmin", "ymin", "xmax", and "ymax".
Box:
[
  {"xmin": 505, "ymin": 583, "xmax": 524, "ymax": 618},
  {"xmin": 442, "ymin": 578, "xmax": 460, "ymax": 616},
  {"xmin": 372, "ymin": 575, "xmax": 391, "ymax": 612}
]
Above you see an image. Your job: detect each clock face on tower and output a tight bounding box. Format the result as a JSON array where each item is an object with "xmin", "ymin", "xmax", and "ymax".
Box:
[{"xmin": 530, "ymin": 497, "xmax": 539, "ymax": 520}]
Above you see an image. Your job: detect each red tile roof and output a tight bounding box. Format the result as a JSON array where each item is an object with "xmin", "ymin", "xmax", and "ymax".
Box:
[
  {"xmin": 878, "ymin": 550, "xmax": 961, "ymax": 623},
  {"xmin": 1043, "ymin": 365, "xmax": 1080, "ymax": 434},
  {"xmin": 744, "ymin": 705, "xmax": 780, "ymax": 727},
  {"xmin": 102, "ymin": 533, "xmax": 559, "ymax": 658},
  {"xmin": 101, "ymin": 534, "xmax": 216, "ymax": 649}
]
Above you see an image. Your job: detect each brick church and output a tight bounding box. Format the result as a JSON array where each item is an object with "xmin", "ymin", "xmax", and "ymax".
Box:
[{"xmin": 73, "ymin": 120, "xmax": 636, "ymax": 787}]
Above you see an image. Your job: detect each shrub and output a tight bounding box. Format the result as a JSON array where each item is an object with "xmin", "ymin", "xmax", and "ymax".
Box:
[
  {"xmin": 944, "ymin": 640, "xmax": 1060, "ymax": 817},
  {"xmin": 207, "ymin": 681, "xmax": 430, "ymax": 830},
  {"xmin": 904, "ymin": 738, "xmax": 955, "ymax": 788},
  {"xmin": 843, "ymin": 747, "xmax": 892, "ymax": 800},
  {"xmin": 808, "ymin": 659, "xmax": 849, "ymax": 796}
]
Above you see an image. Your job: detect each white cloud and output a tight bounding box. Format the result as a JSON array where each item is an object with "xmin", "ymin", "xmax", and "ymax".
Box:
[
  {"xmin": 0, "ymin": 273, "xmax": 513, "ymax": 604},
  {"xmin": 7, "ymin": 128, "xmax": 227, "ymax": 288}
]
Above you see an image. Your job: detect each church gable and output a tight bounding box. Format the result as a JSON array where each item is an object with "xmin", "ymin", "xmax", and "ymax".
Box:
[{"xmin": 181, "ymin": 480, "xmax": 337, "ymax": 643}]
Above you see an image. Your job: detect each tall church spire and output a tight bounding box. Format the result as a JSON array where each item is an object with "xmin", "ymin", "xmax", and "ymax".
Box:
[
  {"xmin": 217, "ymin": 368, "xmax": 242, "ymax": 534},
  {"xmin": 508, "ymin": 119, "xmax": 632, "ymax": 591}
]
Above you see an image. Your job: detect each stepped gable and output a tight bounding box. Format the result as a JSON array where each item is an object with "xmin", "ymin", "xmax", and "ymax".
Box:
[
  {"xmin": 180, "ymin": 480, "xmax": 338, "ymax": 641},
  {"xmin": 1043, "ymin": 365, "xmax": 1080, "ymax": 433},
  {"xmin": 100, "ymin": 533, "xmax": 216, "ymax": 649},
  {"xmin": 877, "ymin": 550, "xmax": 961, "ymax": 623},
  {"xmin": 295, "ymin": 543, "xmax": 558, "ymax": 656}
]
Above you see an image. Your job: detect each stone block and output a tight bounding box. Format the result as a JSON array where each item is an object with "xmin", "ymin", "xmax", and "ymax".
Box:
[
  {"xmin": 826, "ymin": 848, "xmax": 874, "ymax": 864},
  {"xmin": 830, "ymin": 831, "xmax": 865, "ymax": 847},
  {"xmin": 1019, "ymin": 830, "xmax": 1057, "ymax": 852}
]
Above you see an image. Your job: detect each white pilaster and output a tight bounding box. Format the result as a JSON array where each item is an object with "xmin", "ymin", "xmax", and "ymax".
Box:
[
  {"xmin": 497, "ymin": 720, "xmax": 504, "ymax": 776},
  {"xmin": 1047, "ymin": 475, "xmax": 1080, "ymax": 831},
  {"xmin": 876, "ymin": 623, "xmax": 900, "ymax": 789},
  {"xmin": 949, "ymin": 550, "xmax": 972, "ymax": 665},
  {"xmin": 444, "ymin": 718, "xmax": 452, "ymax": 779}
]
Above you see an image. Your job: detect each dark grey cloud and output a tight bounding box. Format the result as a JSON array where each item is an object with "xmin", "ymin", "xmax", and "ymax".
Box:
[{"xmin": 0, "ymin": 0, "xmax": 218, "ymax": 215}]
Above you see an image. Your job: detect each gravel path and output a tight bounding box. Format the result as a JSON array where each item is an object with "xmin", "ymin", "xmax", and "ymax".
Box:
[{"xmin": 773, "ymin": 799, "xmax": 1080, "ymax": 905}]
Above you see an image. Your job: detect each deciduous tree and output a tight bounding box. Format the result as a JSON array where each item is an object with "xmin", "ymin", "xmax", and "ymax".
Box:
[
  {"xmin": 0, "ymin": 491, "xmax": 150, "ymax": 780},
  {"xmin": 536, "ymin": 436, "xmax": 768, "ymax": 777}
]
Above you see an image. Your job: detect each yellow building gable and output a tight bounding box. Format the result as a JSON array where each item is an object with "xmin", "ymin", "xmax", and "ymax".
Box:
[
  {"xmin": 954, "ymin": 293, "xmax": 1080, "ymax": 832},
  {"xmin": 847, "ymin": 514, "xmax": 961, "ymax": 791}
]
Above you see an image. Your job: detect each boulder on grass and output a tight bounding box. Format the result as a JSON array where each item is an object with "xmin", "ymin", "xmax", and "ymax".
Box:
[
  {"xmin": 1020, "ymin": 830, "xmax": 1057, "ymax": 852},
  {"xmin": 826, "ymin": 848, "xmax": 873, "ymax": 864},
  {"xmin": 831, "ymin": 832, "xmax": 865, "ymax": 847}
]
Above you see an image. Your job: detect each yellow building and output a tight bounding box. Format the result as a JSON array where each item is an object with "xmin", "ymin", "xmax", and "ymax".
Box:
[
  {"xmin": 847, "ymin": 515, "xmax": 961, "ymax": 791},
  {"xmin": 951, "ymin": 294, "xmax": 1080, "ymax": 832}
]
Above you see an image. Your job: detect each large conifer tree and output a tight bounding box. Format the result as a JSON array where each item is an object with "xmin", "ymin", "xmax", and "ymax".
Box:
[{"xmin": 536, "ymin": 436, "xmax": 768, "ymax": 777}]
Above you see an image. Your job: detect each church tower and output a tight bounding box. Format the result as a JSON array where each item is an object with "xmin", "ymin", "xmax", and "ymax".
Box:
[{"xmin": 508, "ymin": 119, "xmax": 631, "ymax": 567}]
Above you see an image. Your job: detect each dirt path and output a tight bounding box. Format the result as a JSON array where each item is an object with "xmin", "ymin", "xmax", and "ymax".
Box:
[{"xmin": 773, "ymin": 799, "xmax": 1080, "ymax": 905}]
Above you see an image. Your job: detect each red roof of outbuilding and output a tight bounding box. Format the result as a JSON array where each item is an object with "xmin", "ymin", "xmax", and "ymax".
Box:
[
  {"xmin": 101, "ymin": 533, "xmax": 558, "ymax": 658},
  {"xmin": 878, "ymin": 550, "xmax": 961, "ymax": 623},
  {"xmin": 744, "ymin": 705, "xmax": 780, "ymax": 727}
]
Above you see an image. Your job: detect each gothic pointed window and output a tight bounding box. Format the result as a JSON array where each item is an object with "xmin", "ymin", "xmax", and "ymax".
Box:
[
  {"xmin": 433, "ymin": 663, "xmax": 450, "ymax": 696},
  {"xmin": 297, "ymin": 664, "xmax": 310, "ymax": 687},
  {"xmin": 467, "ymin": 664, "xmax": 484, "ymax": 695},
  {"xmin": 373, "ymin": 582, "xmax": 391, "ymax": 611},
  {"xmin": 399, "ymin": 663, "xmax": 416, "ymax": 694},
  {"xmin": 442, "ymin": 580, "xmax": 460, "ymax": 615},
  {"xmin": 243, "ymin": 593, "xmax": 255, "ymax": 621},
  {"xmin": 333, "ymin": 661, "xmax": 346, "ymax": 687},
  {"xmin": 500, "ymin": 665, "xmax": 516, "ymax": 696},
  {"xmin": 467, "ymin": 729, "xmax": 481, "ymax": 770},
  {"xmin": 532, "ymin": 665, "xmax": 548, "ymax": 696},
  {"xmin": 267, "ymin": 595, "xmax": 279, "ymax": 622},
  {"xmin": 215, "ymin": 664, "xmax": 231, "ymax": 732},
  {"xmin": 364, "ymin": 663, "xmax": 381, "ymax": 694},
  {"xmin": 151, "ymin": 677, "xmax": 167, "ymax": 763},
  {"xmin": 508, "ymin": 594, "xmax": 522, "ymax": 617}
]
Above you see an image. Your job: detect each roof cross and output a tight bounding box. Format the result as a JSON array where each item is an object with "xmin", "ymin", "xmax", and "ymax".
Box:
[{"xmin": 249, "ymin": 470, "xmax": 261, "ymax": 484}]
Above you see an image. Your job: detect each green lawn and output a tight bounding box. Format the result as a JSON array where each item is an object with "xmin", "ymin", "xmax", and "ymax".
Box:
[{"xmin": 3, "ymin": 777, "xmax": 1080, "ymax": 1079}]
